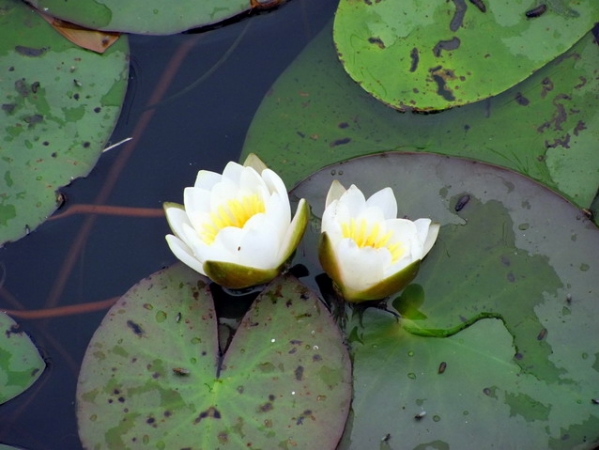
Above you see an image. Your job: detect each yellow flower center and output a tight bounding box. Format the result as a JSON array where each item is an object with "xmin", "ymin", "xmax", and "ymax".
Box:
[
  {"xmin": 201, "ymin": 194, "xmax": 265, "ymax": 244},
  {"xmin": 341, "ymin": 218, "xmax": 404, "ymax": 262}
]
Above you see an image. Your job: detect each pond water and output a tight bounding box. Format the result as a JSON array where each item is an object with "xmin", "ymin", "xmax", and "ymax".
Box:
[{"xmin": 0, "ymin": 0, "xmax": 338, "ymax": 447}]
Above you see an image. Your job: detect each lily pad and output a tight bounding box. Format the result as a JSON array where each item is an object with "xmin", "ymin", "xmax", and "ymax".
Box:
[
  {"xmin": 25, "ymin": 0, "xmax": 250, "ymax": 35},
  {"xmin": 0, "ymin": 0, "xmax": 129, "ymax": 246},
  {"xmin": 0, "ymin": 312, "xmax": 46, "ymax": 405},
  {"xmin": 290, "ymin": 153, "xmax": 599, "ymax": 448},
  {"xmin": 333, "ymin": 0, "xmax": 599, "ymax": 111},
  {"xmin": 76, "ymin": 264, "xmax": 352, "ymax": 449},
  {"xmin": 242, "ymin": 22, "xmax": 599, "ymax": 208}
]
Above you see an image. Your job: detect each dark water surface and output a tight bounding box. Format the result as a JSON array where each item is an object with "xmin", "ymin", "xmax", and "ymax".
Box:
[{"xmin": 0, "ymin": 0, "xmax": 337, "ymax": 447}]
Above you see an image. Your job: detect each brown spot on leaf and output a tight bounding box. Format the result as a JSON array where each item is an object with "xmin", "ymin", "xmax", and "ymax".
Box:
[
  {"xmin": 410, "ymin": 48, "xmax": 419, "ymax": 72},
  {"xmin": 544, "ymin": 134, "xmax": 571, "ymax": 149},
  {"xmin": 258, "ymin": 402, "xmax": 273, "ymax": 413},
  {"xmin": 5, "ymin": 324, "xmax": 22, "ymax": 338},
  {"xmin": 24, "ymin": 114, "xmax": 43, "ymax": 126},
  {"xmin": 14, "ymin": 79, "xmax": 29, "ymax": 97},
  {"xmin": 574, "ymin": 76, "xmax": 587, "ymax": 89},
  {"xmin": 469, "ymin": 0, "xmax": 486, "ymax": 12},
  {"xmin": 330, "ymin": 137, "xmax": 351, "ymax": 147},
  {"xmin": 194, "ymin": 406, "xmax": 221, "ymax": 424},
  {"xmin": 432, "ymin": 37, "xmax": 461, "ymax": 57},
  {"xmin": 525, "ymin": 4, "xmax": 547, "ymax": 18},
  {"xmin": 540, "ymin": 77, "xmax": 553, "ymax": 98},
  {"xmin": 515, "ymin": 92, "xmax": 529, "ymax": 106},
  {"xmin": 2, "ymin": 104, "xmax": 16, "ymax": 113},
  {"xmin": 126, "ymin": 320, "xmax": 144, "ymax": 337},
  {"xmin": 454, "ymin": 194, "xmax": 470, "ymax": 212},
  {"xmin": 294, "ymin": 365, "xmax": 304, "ymax": 381},
  {"xmin": 449, "ymin": 0, "xmax": 467, "ymax": 31},
  {"xmin": 15, "ymin": 46, "xmax": 47, "ymax": 57},
  {"xmin": 573, "ymin": 120, "xmax": 586, "ymax": 136},
  {"xmin": 368, "ymin": 36, "xmax": 385, "ymax": 49}
]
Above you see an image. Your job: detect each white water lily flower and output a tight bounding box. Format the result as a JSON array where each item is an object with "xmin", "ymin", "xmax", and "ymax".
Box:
[
  {"xmin": 319, "ymin": 180, "xmax": 439, "ymax": 302},
  {"xmin": 164, "ymin": 154, "xmax": 309, "ymax": 289}
]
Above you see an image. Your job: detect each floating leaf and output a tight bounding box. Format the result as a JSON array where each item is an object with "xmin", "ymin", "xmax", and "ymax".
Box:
[
  {"xmin": 77, "ymin": 264, "xmax": 351, "ymax": 449},
  {"xmin": 290, "ymin": 153, "xmax": 599, "ymax": 448},
  {"xmin": 242, "ymin": 22, "xmax": 599, "ymax": 208},
  {"xmin": 0, "ymin": 0, "xmax": 129, "ymax": 245},
  {"xmin": 333, "ymin": 0, "xmax": 599, "ymax": 111},
  {"xmin": 25, "ymin": 0, "xmax": 251, "ymax": 35},
  {"xmin": 0, "ymin": 312, "xmax": 46, "ymax": 405}
]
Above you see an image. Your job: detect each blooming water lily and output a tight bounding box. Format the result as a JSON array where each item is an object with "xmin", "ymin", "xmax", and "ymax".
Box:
[
  {"xmin": 319, "ymin": 180, "xmax": 439, "ymax": 302},
  {"xmin": 164, "ymin": 154, "xmax": 309, "ymax": 289}
]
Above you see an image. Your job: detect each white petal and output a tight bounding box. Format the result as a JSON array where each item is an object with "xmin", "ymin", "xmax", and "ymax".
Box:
[
  {"xmin": 278, "ymin": 198, "xmax": 309, "ymax": 263},
  {"xmin": 221, "ymin": 161, "xmax": 245, "ymax": 184},
  {"xmin": 321, "ymin": 199, "xmax": 352, "ymax": 234},
  {"xmin": 384, "ymin": 252, "xmax": 415, "ymax": 278},
  {"xmin": 238, "ymin": 224, "xmax": 282, "ymax": 269},
  {"xmin": 366, "ymin": 187, "xmax": 397, "ymax": 220},
  {"xmin": 421, "ymin": 221, "xmax": 440, "ymax": 257},
  {"xmin": 339, "ymin": 185, "xmax": 367, "ymax": 217},
  {"xmin": 239, "ymin": 165, "xmax": 267, "ymax": 193},
  {"xmin": 385, "ymin": 218, "xmax": 421, "ymax": 259},
  {"xmin": 413, "ymin": 218, "xmax": 433, "ymax": 258},
  {"xmin": 264, "ymin": 190, "xmax": 291, "ymax": 230},
  {"xmin": 325, "ymin": 180, "xmax": 347, "ymax": 208},
  {"xmin": 261, "ymin": 168, "xmax": 288, "ymax": 197},
  {"xmin": 164, "ymin": 203, "xmax": 192, "ymax": 241},
  {"xmin": 194, "ymin": 170, "xmax": 221, "ymax": 190},
  {"xmin": 357, "ymin": 206, "xmax": 386, "ymax": 223},
  {"xmin": 184, "ymin": 187, "xmax": 211, "ymax": 225},
  {"xmin": 165, "ymin": 235, "xmax": 206, "ymax": 275},
  {"xmin": 334, "ymin": 239, "xmax": 388, "ymax": 292}
]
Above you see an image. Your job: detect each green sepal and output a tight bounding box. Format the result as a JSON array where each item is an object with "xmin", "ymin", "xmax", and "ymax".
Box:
[{"xmin": 203, "ymin": 261, "xmax": 279, "ymax": 290}]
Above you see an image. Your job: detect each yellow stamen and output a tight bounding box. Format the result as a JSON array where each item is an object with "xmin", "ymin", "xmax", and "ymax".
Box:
[
  {"xmin": 200, "ymin": 194, "xmax": 265, "ymax": 244},
  {"xmin": 341, "ymin": 218, "xmax": 404, "ymax": 262}
]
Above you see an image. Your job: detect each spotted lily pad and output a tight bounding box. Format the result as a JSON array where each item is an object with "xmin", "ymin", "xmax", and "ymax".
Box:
[
  {"xmin": 0, "ymin": 312, "xmax": 46, "ymax": 405},
  {"xmin": 25, "ymin": 0, "xmax": 251, "ymax": 34},
  {"xmin": 333, "ymin": 0, "xmax": 599, "ymax": 111},
  {"xmin": 0, "ymin": 0, "xmax": 128, "ymax": 246},
  {"xmin": 76, "ymin": 264, "xmax": 351, "ymax": 449},
  {"xmin": 290, "ymin": 153, "xmax": 599, "ymax": 448},
  {"xmin": 242, "ymin": 22, "xmax": 599, "ymax": 208}
]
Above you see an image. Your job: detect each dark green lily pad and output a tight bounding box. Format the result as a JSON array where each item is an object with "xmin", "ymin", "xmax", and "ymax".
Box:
[
  {"xmin": 0, "ymin": 0, "xmax": 128, "ymax": 246},
  {"xmin": 242, "ymin": 22, "xmax": 599, "ymax": 208},
  {"xmin": 0, "ymin": 312, "xmax": 46, "ymax": 405},
  {"xmin": 333, "ymin": 0, "xmax": 599, "ymax": 111},
  {"xmin": 290, "ymin": 153, "xmax": 599, "ymax": 448},
  {"xmin": 26, "ymin": 0, "xmax": 250, "ymax": 34},
  {"xmin": 76, "ymin": 264, "xmax": 352, "ymax": 449}
]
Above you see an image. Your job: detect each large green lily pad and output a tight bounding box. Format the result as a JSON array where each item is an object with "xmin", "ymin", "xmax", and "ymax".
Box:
[
  {"xmin": 242, "ymin": 22, "xmax": 599, "ymax": 208},
  {"xmin": 26, "ymin": 0, "xmax": 250, "ymax": 34},
  {"xmin": 76, "ymin": 264, "xmax": 351, "ymax": 449},
  {"xmin": 333, "ymin": 0, "xmax": 599, "ymax": 111},
  {"xmin": 290, "ymin": 153, "xmax": 599, "ymax": 448},
  {"xmin": 0, "ymin": 312, "xmax": 46, "ymax": 405},
  {"xmin": 0, "ymin": 0, "xmax": 129, "ymax": 246}
]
